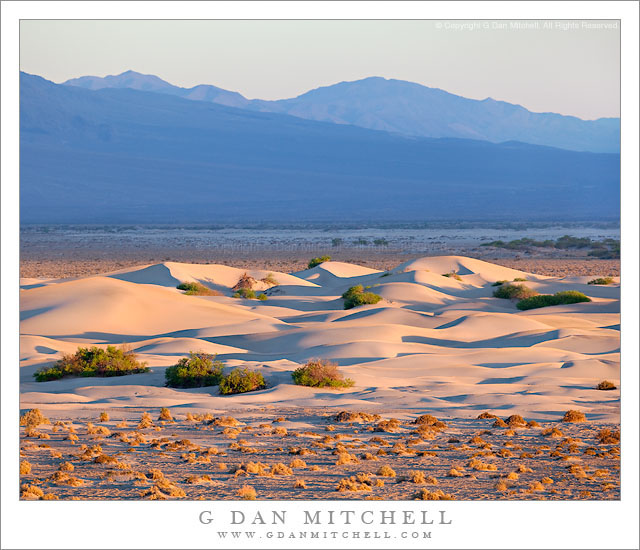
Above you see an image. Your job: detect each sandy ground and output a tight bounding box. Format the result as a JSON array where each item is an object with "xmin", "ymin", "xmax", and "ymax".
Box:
[
  {"xmin": 20, "ymin": 409, "xmax": 620, "ymax": 501},
  {"xmin": 19, "ymin": 255, "xmax": 620, "ymax": 500}
]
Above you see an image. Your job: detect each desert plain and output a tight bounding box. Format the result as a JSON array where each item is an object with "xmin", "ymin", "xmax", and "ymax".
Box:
[{"xmin": 19, "ymin": 255, "xmax": 620, "ymax": 500}]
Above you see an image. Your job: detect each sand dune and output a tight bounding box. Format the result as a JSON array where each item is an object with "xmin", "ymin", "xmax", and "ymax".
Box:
[{"xmin": 19, "ymin": 256, "xmax": 620, "ymax": 421}]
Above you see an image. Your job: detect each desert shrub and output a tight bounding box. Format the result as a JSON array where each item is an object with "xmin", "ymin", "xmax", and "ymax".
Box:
[
  {"xmin": 219, "ymin": 368, "xmax": 266, "ymax": 395},
  {"xmin": 414, "ymin": 488, "xmax": 453, "ymax": 500},
  {"xmin": 513, "ymin": 277, "xmax": 527, "ymax": 282},
  {"xmin": 99, "ymin": 411, "xmax": 109, "ymax": 422},
  {"xmin": 20, "ymin": 461, "xmax": 32, "ymax": 475},
  {"xmin": 596, "ymin": 380, "xmax": 617, "ymax": 391},
  {"xmin": 257, "ymin": 293, "xmax": 268, "ymax": 301},
  {"xmin": 342, "ymin": 285, "xmax": 382, "ymax": 309},
  {"xmin": 413, "ymin": 414, "xmax": 438, "ymax": 425},
  {"xmin": 588, "ymin": 277, "xmax": 614, "ymax": 285},
  {"xmin": 261, "ymin": 273, "xmax": 278, "ymax": 286},
  {"xmin": 492, "ymin": 280, "xmax": 508, "ymax": 286},
  {"xmin": 35, "ymin": 346, "xmax": 148, "ymax": 382},
  {"xmin": 308, "ymin": 256, "xmax": 331, "ymax": 269},
  {"xmin": 292, "ymin": 359, "xmax": 354, "ymax": 389},
  {"xmin": 232, "ymin": 273, "xmax": 257, "ymax": 291},
  {"xmin": 442, "ymin": 271, "xmax": 462, "ymax": 281},
  {"xmin": 493, "ymin": 283, "xmax": 537, "ymax": 300},
  {"xmin": 237, "ymin": 485, "xmax": 257, "ymax": 500},
  {"xmin": 376, "ymin": 465, "xmax": 396, "ymax": 477},
  {"xmin": 335, "ymin": 411, "xmax": 380, "ymax": 422},
  {"xmin": 233, "ymin": 288, "xmax": 256, "ymax": 299},
  {"xmin": 562, "ymin": 410, "xmax": 586, "ymax": 423},
  {"xmin": 158, "ymin": 408, "xmax": 173, "ymax": 422},
  {"xmin": 165, "ymin": 352, "xmax": 224, "ymax": 388},
  {"xmin": 20, "ymin": 408, "xmax": 50, "ymax": 428},
  {"xmin": 176, "ymin": 282, "xmax": 220, "ymax": 296},
  {"xmin": 597, "ymin": 429, "xmax": 620, "ymax": 444},
  {"xmin": 517, "ymin": 291, "xmax": 591, "ymax": 310}
]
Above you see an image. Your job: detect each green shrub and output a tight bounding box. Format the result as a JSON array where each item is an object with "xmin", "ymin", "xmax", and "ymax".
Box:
[
  {"xmin": 588, "ymin": 277, "xmax": 614, "ymax": 285},
  {"xmin": 342, "ymin": 285, "xmax": 382, "ymax": 309},
  {"xmin": 308, "ymin": 256, "xmax": 331, "ymax": 269},
  {"xmin": 261, "ymin": 273, "xmax": 278, "ymax": 286},
  {"xmin": 219, "ymin": 368, "xmax": 266, "ymax": 395},
  {"xmin": 493, "ymin": 283, "xmax": 537, "ymax": 300},
  {"xmin": 442, "ymin": 271, "xmax": 462, "ymax": 281},
  {"xmin": 176, "ymin": 282, "xmax": 220, "ymax": 296},
  {"xmin": 292, "ymin": 359, "xmax": 354, "ymax": 389},
  {"xmin": 513, "ymin": 277, "xmax": 527, "ymax": 282},
  {"xmin": 34, "ymin": 346, "xmax": 148, "ymax": 382},
  {"xmin": 165, "ymin": 352, "xmax": 224, "ymax": 388},
  {"xmin": 257, "ymin": 293, "xmax": 268, "ymax": 301},
  {"xmin": 516, "ymin": 291, "xmax": 591, "ymax": 310},
  {"xmin": 492, "ymin": 280, "xmax": 508, "ymax": 286},
  {"xmin": 233, "ymin": 288, "xmax": 256, "ymax": 299}
]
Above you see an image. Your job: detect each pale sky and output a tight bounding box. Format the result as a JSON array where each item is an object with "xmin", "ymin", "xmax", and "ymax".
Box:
[{"xmin": 20, "ymin": 20, "xmax": 620, "ymax": 120}]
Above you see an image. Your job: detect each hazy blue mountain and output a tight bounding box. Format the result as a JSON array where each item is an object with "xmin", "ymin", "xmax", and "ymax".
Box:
[
  {"xmin": 63, "ymin": 71, "xmax": 620, "ymax": 153},
  {"xmin": 250, "ymin": 77, "xmax": 620, "ymax": 153},
  {"xmin": 21, "ymin": 72, "xmax": 619, "ymax": 224},
  {"xmin": 64, "ymin": 69, "xmax": 249, "ymax": 108}
]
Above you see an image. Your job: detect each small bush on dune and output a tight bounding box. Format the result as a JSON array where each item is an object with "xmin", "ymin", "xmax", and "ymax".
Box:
[
  {"xmin": 257, "ymin": 293, "xmax": 268, "ymax": 301},
  {"xmin": 596, "ymin": 380, "xmax": 617, "ymax": 391},
  {"xmin": 442, "ymin": 271, "xmax": 462, "ymax": 281},
  {"xmin": 517, "ymin": 291, "xmax": 591, "ymax": 310},
  {"xmin": 233, "ymin": 288, "xmax": 256, "ymax": 299},
  {"xmin": 165, "ymin": 352, "xmax": 224, "ymax": 388},
  {"xmin": 493, "ymin": 284, "xmax": 537, "ymax": 300},
  {"xmin": 292, "ymin": 359, "xmax": 354, "ymax": 389},
  {"xmin": 261, "ymin": 273, "xmax": 278, "ymax": 286},
  {"xmin": 588, "ymin": 277, "xmax": 614, "ymax": 285},
  {"xmin": 232, "ymin": 273, "xmax": 257, "ymax": 291},
  {"xmin": 308, "ymin": 256, "xmax": 331, "ymax": 269},
  {"xmin": 342, "ymin": 285, "xmax": 382, "ymax": 309},
  {"xmin": 219, "ymin": 368, "xmax": 266, "ymax": 395},
  {"xmin": 35, "ymin": 346, "xmax": 148, "ymax": 382},
  {"xmin": 158, "ymin": 408, "xmax": 173, "ymax": 422},
  {"xmin": 176, "ymin": 282, "xmax": 220, "ymax": 296},
  {"xmin": 99, "ymin": 411, "xmax": 109, "ymax": 422}
]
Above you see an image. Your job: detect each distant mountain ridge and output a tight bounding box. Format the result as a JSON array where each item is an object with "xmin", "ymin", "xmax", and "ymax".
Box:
[
  {"xmin": 21, "ymin": 72, "xmax": 619, "ymax": 224},
  {"xmin": 64, "ymin": 69, "xmax": 249, "ymax": 108},
  {"xmin": 63, "ymin": 70, "xmax": 620, "ymax": 153}
]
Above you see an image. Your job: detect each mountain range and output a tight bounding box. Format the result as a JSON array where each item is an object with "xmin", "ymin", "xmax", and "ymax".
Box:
[
  {"xmin": 64, "ymin": 70, "xmax": 620, "ymax": 154},
  {"xmin": 20, "ymin": 71, "xmax": 620, "ymax": 224}
]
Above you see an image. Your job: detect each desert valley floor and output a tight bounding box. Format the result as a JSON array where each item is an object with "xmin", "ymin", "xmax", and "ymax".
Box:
[{"xmin": 19, "ymin": 256, "xmax": 620, "ymax": 500}]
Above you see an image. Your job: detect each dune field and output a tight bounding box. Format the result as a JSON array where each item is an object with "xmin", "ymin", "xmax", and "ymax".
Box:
[{"xmin": 19, "ymin": 256, "xmax": 621, "ymax": 500}]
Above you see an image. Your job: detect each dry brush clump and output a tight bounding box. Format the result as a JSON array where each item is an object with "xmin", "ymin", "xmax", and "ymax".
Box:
[
  {"xmin": 20, "ymin": 409, "xmax": 50, "ymax": 428},
  {"xmin": 336, "ymin": 474, "xmax": 373, "ymax": 492},
  {"xmin": 237, "ymin": 485, "xmax": 257, "ymax": 500},
  {"xmin": 596, "ymin": 380, "xmax": 617, "ymax": 391},
  {"xmin": 376, "ymin": 465, "xmax": 396, "ymax": 477},
  {"xmin": 562, "ymin": 410, "xmax": 587, "ymax": 423},
  {"xmin": 414, "ymin": 488, "xmax": 453, "ymax": 500},
  {"xmin": 335, "ymin": 411, "xmax": 380, "ymax": 423}
]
